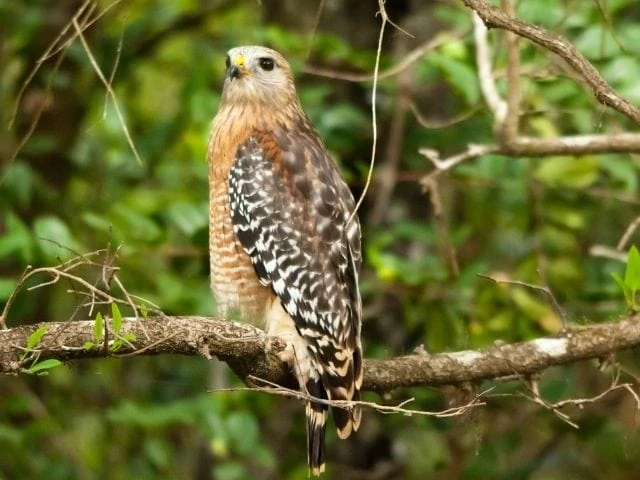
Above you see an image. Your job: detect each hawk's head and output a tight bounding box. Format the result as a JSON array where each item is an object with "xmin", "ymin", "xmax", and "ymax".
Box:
[{"xmin": 220, "ymin": 46, "xmax": 297, "ymax": 107}]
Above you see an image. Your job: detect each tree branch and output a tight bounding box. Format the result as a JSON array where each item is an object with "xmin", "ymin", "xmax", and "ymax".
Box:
[
  {"xmin": 462, "ymin": 0, "xmax": 640, "ymax": 125},
  {"xmin": 2, "ymin": 314, "xmax": 639, "ymax": 393},
  {"xmin": 420, "ymin": 5, "xmax": 640, "ymax": 180}
]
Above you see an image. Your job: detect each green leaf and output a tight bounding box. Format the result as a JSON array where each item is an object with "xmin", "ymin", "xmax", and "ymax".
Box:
[
  {"xmin": 94, "ymin": 312, "xmax": 104, "ymax": 340},
  {"xmin": 0, "ymin": 277, "xmax": 18, "ymax": 302},
  {"xmin": 226, "ymin": 411, "xmax": 259, "ymax": 454},
  {"xmin": 111, "ymin": 303, "xmax": 122, "ymax": 333},
  {"xmin": 535, "ymin": 156, "xmax": 600, "ymax": 189},
  {"xmin": 1, "ymin": 162, "xmax": 35, "ymax": 207},
  {"xmin": 624, "ymin": 246, "xmax": 640, "ymax": 291},
  {"xmin": 599, "ymin": 156, "xmax": 638, "ymax": 192},
  {"xmin": 0, "ymin": 212, "xmax": 34, "ymax": 262},
  {"xmin": 81, "ymin": 212, "xmax": 114, "ymax": 233},
  {"xmin": 26, "ymin": 359, "xmax": 62, "ymax": 374},
  {"xmin": 33, "ymin": 215, "xmax": 83, "ymax": 261},
  {"xmin": 82, "ymin": 341, "xmax": 95, "ymax": 351},
  {"xmin": 165, "ymin": 201, "xmax": 208, "ymax": 237},
  {"xmin": 428, "ymin": 51, "xmax": 479, "ymax": 104},
  {"xmin": 612, "ymin": 273, "xmax": 633, "ymax": 308},
  {"xmin": 573, "ymin": 26, "xmax": 620, "ymax": 59},
  {"xmin": 110, "ymin": 204, "xmax": 162, "ymax": 242},
  {"xmin": 122, "ymin": 332, "xmax": 137, "ymax": 342},
  {"xmin": 26, "ymin": 326, "xmax": 48, "ymax": 351}
]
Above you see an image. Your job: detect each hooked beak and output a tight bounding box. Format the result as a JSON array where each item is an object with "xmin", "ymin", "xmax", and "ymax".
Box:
[{"xmin": 229, "ymin": 54, "xmax": 248, "ymax": 80}]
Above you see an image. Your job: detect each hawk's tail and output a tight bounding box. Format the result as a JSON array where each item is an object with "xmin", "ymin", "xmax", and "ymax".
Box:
[
  {"xmin": 306, "ymin": 379, "xmax": 328, "ymax": 476},
  {"xmin": 325, "ymin": 343, "xmax": 363, "ymax": 440},
  {"xmin": 305, "ymin": 345, "xmax": 363, "ymax": 476}
]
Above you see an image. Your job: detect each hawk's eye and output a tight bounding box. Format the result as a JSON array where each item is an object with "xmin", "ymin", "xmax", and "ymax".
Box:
[
  {"xmin": 225, "ymin": 56, "xmax": 231, "ymax": 69},
  {"xmin": 259, "ymin": 57, "xmax": 275, "ymax": 71}
]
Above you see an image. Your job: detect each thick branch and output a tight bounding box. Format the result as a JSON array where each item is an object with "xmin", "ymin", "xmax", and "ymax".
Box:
[
  {"xmin": 2, "ymin": 315, "xmax": 639, "ymax": 392},
  {"xmin": 462, "ymin": 0, "xmax": 640, "ymax": 125},
  {"xmin": 499, "ymin": 133, "xmax": 640, "ymax": 156}
]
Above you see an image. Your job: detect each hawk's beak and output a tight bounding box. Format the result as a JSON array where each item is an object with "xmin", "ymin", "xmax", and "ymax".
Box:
[{"xmin": 229, "ymin": 54, "xmax": 248, "ymax": 80}]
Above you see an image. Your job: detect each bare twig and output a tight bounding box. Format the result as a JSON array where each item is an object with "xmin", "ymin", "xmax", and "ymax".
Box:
[
  {"xmin": 0, "ymin": 251, "xmax": 154, "ymax": 329},
  {"xmin": 349, "ymin": 0, "xmax": 393, "ymax": 223},
  {"xmin": 517, "ymin": 369, "xmax": 640, "ymax": 429},
  {"xmin": 72, "ymin": 17, "xmax": 142, "ymax": 165},
  {"xmin": 473, "ymin": 11, "xmax": 506, "ymax": 122},
  {"xmin": 409, "ymin": 102, "xmax": 481, "ymax": 130},
  {"xmin": 9, "ymin": 0, "xmax": 94, "ymax": 131},
  {"xmin": 369, "ymin": 36, "xmax": 412, "ymax": 225},
  {"xmin": 228, "ymin": 376, "xmax": 489, "ymax": 418},
  {"xmin": 302, "ymin": 30, "xmax": 464, "ymax": 83},
  {"xmin": 304, "ymin": 0, "xmax": 326, "ymax": 60},
  {"xmin": 422, "ymin": 177, "xmax": 460, "ymax": 277},
  {"xmin": 0, "ymin": 266, "xmax": 34, "ymax": 329},
  {"xmin": 478, "ymin": 273, "xmax": 567, "ymax": 329},
  {"xmin": 617, "ymin": 215, "xmax": 640, "ymax": 252},
  {"xmin": 419, "ymin": 143, "xmax": 500, "ymax": 176},
  {"xmin": 589, "ymin": 245, "xmax": 627, "ymax": 263},
  {"xmin": 419, "ymin": 3, "xmax": 640, "ymax": 175},
  {"xmin": 6, "ymin": 1, "xmax": 124, "ymax": 167},
  {"xmin": 519, "ymin": 377, "xmax": 579, "ymax": 428}
]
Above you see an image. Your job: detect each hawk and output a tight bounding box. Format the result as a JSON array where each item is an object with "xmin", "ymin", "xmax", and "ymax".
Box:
[{"xmin": 207, "ymin": 46, "xmax": 363, "ymax": 475}]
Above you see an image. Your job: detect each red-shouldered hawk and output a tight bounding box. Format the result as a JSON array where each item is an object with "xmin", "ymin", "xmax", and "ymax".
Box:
[{"xmin": 207, "ymin": 45, "xmax": 363, "ymax": 475}]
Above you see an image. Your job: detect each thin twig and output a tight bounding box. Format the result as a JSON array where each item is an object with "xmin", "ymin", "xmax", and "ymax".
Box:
[
  {"xmin": 617, "ymin": 215, "xmax": 640, "ymax": 252},
  {"xmin": 302, "ymin": 30, "xmax": 464, "ymax": 83},
  {"xmin": 0, "ymin": 266, "xmax": 34, "ymax": 329},
  {"xmin": 304, "ymin": 0, "xmax": 326, "ymax": 60},
  {"xmin": 101, "ymin": 21, "xmax": 125, "ymax": 118},
  {"xmin": 241, "ymin": 376, "xmax": 489, "ymax": 418},
  {"xmin": 478, "ymin": 273, "xmax": 566, "ymax": 328},
  {"xmin": 419, "ymin": 143, "xmax": 500, "ymax": 176},
  {"xmin": 409, "ymin": 102, "xmax": 481, "ymax": 129},
  {"xmin": 369, "ymin": 36, "xmax": 412, "ymax": 225},
  {"xmin": 473, "ymin": 11, "xmax": 506, "ymax": 122},
  {"xmin": 347, "ymin": 0, "xmax": 389, "ymax": 224},
  {"xmin": 72, "ymin": 18, "xmax": 143, "ymax": 165},
  {"xmin": 8, "ymin": 0, "xmax": 93, "ymax": 131},
  {"xmin": 6, "ymin": 1, "xmax": 124, "ymax": 168},
  {"xmin": 1, "ymin": 251, "xmax": 157, "ymax": 329}
]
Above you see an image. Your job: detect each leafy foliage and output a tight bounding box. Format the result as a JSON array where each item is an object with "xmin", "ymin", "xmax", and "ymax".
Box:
[
  {"xmin": 613, "ymin": 246, "xmax": 640, "ymax": 311},
  {"xmin": 1, "ymin": 0, "xmax": 640, "ymax": 478}
]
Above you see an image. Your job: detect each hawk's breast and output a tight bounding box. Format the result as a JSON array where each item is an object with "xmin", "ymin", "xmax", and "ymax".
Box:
[{"xmin": 208, "ymin": 117, "xmax": 273, "ymax": 326}]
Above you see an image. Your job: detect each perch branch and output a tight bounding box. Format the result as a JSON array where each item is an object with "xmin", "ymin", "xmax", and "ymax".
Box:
[{"xmin": 2, "ymin": 314, "xmax": 640, "ymax": 394}]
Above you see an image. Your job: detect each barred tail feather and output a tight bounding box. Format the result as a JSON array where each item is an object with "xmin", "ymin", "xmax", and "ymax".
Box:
[
  {"xmin": 326, "ymin": 344, "xmax": 363, "ymax": 439},
  {"xmin": 333, "ymin": 388, "xmax": 362, "ymax": 439},
  {"xmin": 306, "ymin": 379, "xmax": 328, "ymax": 476}
]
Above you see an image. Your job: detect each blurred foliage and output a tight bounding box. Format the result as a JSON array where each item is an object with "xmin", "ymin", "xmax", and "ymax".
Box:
[{"xmin": 1, "ymin": 0, "xmax": 640, "ymax": 478}]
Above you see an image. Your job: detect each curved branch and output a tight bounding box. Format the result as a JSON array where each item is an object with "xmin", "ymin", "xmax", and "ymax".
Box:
[
  {"xmin": 462, "ymin": 0, "xmax": 640, "ymax": 125},
  {"xmin": 2, "ymin": 314, "xmax": 639, "ymax": 392}
]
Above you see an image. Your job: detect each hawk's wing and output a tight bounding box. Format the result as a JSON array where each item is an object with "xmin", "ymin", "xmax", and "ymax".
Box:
[{"xmin": 228, "ymin": 127, "xmax": 362, "ymax": 398}]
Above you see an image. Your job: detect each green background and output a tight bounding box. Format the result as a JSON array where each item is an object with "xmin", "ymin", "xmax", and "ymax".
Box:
[{"xmin": 1, "ymin": 0, "xmax": 640, "ymax": 478}]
